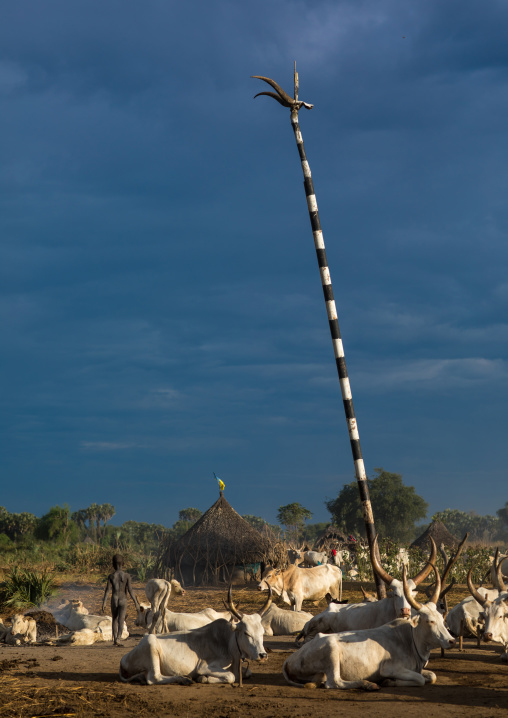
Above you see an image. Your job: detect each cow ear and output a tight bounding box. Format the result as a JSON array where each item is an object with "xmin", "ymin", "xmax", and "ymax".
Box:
[
  {"xmin": 411, "ymin": 615, "xmax": 420, "ymax": 627},
  {"xmin": 229, "ymin": 615, "xmax": 239, "ymax": 625}
]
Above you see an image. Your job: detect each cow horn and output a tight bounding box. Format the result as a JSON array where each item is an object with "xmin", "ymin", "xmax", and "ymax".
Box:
[
  {"xmin": 251, "ymin": 75, "xmax": 295, "ymax": 106},
  {"xmin": 467, "ymin": 568, "xmax": 487, "ymax": 607},
  {"xmin": 258, "ymin": 586, "xmax": 273, "ymax": 617},
  {"xmin": 370, "ymin": 536, "xmax": 395, "ymax": 585},
  {"xmin": 360, "ymin": 586, "xmax": 368, "ymax": 600},
  {"xmin": 496, "ymin": 557, "xmax": 507, "ymax": 592},
  {"xmin": 440, "ymin": 577, "xmax": 456, "ymax": 599},
  {"xmin": 427, "ymin": 562, "xmax": 441, "ymax": 605},
  {"xmin": 226, "ymin": 585, "xmax": 244, "ymax": 620},
  {"xmin": 412, "ymin": 537, "xmax": 437, "ymax": 586},
  {"xmin": 440, "ymin": 533, "xmax": 468, "ymax": 589},
  {"xmin": 402, "ymin": 565, "xmax": 422, "ymax": 611}
]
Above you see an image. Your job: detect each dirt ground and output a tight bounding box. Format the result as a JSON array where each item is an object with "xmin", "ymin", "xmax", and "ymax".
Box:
[{"xmin": 1, "ymin": 581, "xmax": 507, "ymax": 718}]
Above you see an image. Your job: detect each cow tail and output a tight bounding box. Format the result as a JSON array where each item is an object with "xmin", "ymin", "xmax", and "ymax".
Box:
[
  {"xmin": 119, "ymin": 660, "xmax": 148, "ymax": 685},
  {"xmin": 463, "ymin": 614, "xmax": 480, "ymax": 638},
  {"xmin": 282, "ymin": 660, "xmax": 305, "ymax": 688}
]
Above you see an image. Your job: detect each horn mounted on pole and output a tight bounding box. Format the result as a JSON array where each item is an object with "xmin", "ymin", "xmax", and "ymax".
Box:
[{"xmin": 252, "ymin": 66, "xmax": 386, "ymax": 599}]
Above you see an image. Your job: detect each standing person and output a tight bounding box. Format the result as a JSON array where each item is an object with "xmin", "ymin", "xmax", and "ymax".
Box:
[
  {"xmin": 331, "ymin": 547, "xmax": 337, "ymax": 565},
  {"xmin": 101, "ymin": 554, "xmax": 140, "ymax": 646}
]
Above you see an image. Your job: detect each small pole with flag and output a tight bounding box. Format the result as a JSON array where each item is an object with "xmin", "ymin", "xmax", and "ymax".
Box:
[{"xmin": 214, "ymin": 472, "xmax": 225, "ymax": 496}]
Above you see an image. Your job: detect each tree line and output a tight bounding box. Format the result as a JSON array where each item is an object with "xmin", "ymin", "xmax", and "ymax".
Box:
[{"xmin": 1, "ymin": 469, "xmax": 507, "ymax": 551}]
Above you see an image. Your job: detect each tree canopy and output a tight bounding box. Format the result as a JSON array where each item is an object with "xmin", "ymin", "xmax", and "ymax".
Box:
[
  {"xmin": 277, "ymin": 503, "xmax": 313, "ymax": 542},
  {"xmin": 326, "ymin": 468, "xmax": 428, "ymax": 542},
  {"xmin": 431, "ymin": 508, "xmax": 505, "ymax": 542}
]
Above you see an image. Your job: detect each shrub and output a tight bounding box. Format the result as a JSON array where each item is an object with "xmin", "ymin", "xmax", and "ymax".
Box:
[{"xmin": 1, "ymin": 567, "xmax": 57, "ymax": 608}]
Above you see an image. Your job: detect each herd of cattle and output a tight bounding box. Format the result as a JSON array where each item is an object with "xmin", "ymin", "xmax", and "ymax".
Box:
[{"xmin": 1, "ymin": 541, "xmax": 507, "ymax": 690}]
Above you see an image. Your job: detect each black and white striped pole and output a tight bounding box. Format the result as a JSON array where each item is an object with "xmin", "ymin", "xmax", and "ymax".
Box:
[{"xmin": 253, "ymin": 66, "xmax": 386, "ymax": 599}]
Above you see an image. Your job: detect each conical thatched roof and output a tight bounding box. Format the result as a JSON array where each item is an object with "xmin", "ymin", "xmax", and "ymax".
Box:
[
  {"xmin": 410, "ymin": 520, "xmax": 460, "ymax": 550},
  {"xmin": 315, "ymin": 525, "xmax": 349, "ymax": 550},
  {"xmin": 158, "ymin": 493, "xmax": 271, "ymax": 585}
]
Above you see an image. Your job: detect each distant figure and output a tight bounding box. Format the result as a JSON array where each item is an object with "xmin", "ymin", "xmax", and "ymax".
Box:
[
  {"xmin": 101, "ymin": 554, "xmax": 140, "ymax": 646},
  {"xmin": 331, "ymin": 547, "xmax": 337, "ymax": 565}
]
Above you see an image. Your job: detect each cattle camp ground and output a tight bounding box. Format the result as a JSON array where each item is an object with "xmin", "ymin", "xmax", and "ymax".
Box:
[{"xmin": 1, "ymin": 548, "xmax": 507, "ymax": 717}]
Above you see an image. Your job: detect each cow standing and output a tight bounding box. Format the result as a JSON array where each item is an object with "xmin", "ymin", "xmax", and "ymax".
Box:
[
  {"xmin": 144, "ymin": 578, "xmax": 186, "ymax": 634},
  {"xmin": 258, "ymin": 564, "xmax": 342, "ymax": 610}
]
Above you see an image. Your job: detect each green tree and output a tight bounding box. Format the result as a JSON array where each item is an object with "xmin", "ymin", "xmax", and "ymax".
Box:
[
  {"xmin": 302, "ymin": 522, "xmax": 329, "ymax": 545},
  {"xmin": 497, "ymin": 502, "xmax": 508, "ymax": 527},
  {"xmin": 1, "ymin": 512, "xmax": 38, "ymax": 540},
  {"xmin": 120, "ymin": 521, "xmax": 166, "ymax": 552},
  {"xmin": 432, "ymin": 508, "xmax": 502, "ymax": 542},
  {"xmin": 277, "ymin": 503, "xmax": 313, "ymax": 542},
  {"xmin": 242, "ymin": 515, "xmax": 269, "ymax": 532},
  {"xmin": 86, "ymin": 503, "xmax": 100, "ymax": 540},
  {"xmin": 326, "ymin": 468, "xmax": 428, "ymax": 542},
  {"xmin": 178, "ymin": 508, "xmax": 202, "ymax": 524},
  {"xmin": 36, "ymin": 504, "xmax": 77, "ymax": 544}
]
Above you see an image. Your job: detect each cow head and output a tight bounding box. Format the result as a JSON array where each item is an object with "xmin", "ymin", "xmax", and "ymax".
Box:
[
  {"xmin": 371, "ymin": 536, "xmax": 437, "ymax": 618},
  {"xmin": 468, "ymin": 562, "xmax": 508, "ymax": 646},
  {"xmin": 403, "ymin": 563, "xmax": 456, "ymax": 650},
  {"xmin": 360, "ymin": 586, "xmax": 378, "ymax": 603},
  {"xmin": 225, "ymin": 586, "xmax": 270, "ymax": 662},
  {"xmin": 11, "ymin": 614, "xmax": 28, "ymax": 635},
  {"xmin": 134, "ymin": 603, "xmax": 151, "ymax": 627},
  {"xmin": 257, "ymin": 567, "xmax": 283, "ymax": 595},
  {"xmin": 170, "ymin": 579, "xmax": 186, "ymax": 596}
]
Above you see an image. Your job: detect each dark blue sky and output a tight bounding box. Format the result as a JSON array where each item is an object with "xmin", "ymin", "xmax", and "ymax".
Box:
[{"xmin": 1, "ymin": 1, "xmax": 507, "ymax": 527}]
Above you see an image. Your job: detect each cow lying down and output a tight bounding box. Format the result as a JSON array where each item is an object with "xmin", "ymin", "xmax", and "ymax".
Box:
[
  {"xmin": 46, "ymin": 598, "xmax": 128, "ymax": 645},
  {"xmin": 260, "ymin": 604, "xmax": 313, "ymax": 636},
  {"xmin": 283, "ymin": 565, "xmax": 455, "ymax": 690},
  {"xmin": 135, "ymin": 604, "xmax": 231, "ymax": 633},
  {"xmin": 120, "ymin": 588, "xmax": 271, "ymax": 685},
  {"xmin": 0, "ymin": 615, "xmax": 37, "ymax": 645}
]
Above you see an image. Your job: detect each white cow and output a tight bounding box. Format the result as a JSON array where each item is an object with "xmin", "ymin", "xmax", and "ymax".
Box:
[
  {"xmin": 10, "ymin": 614, "xmax": 37, "ymax": 643},
  {"xmin": 0, "ymin": 615, "xmax": 37, "ymax": 645},
  {"xmin": 445, "ymin": 589, "xmax": 499, "ymax": 639},
  {"xmin": 144, "ymin": 578, "xmax": 185, "ymax": 634},
  {"xmin": 49, "ymin": 624, "xmax": 117, "ymax": 646},
  {"xmin": 120, "ymin": 588, "xmax": 271, "ymax": 685},
  {"xmin": 259, "ymin": 604, "xmax": 313, "ymax": 636},
  {"xmin": 301, "ymin": 551, "xmax": 329, "ymax": 567},
  {"xmin": 52, "ymin": 599, "xmax": 89, "ymax": 623},
  {"xmin": 52, "ymin": 601, "xmax": 128, "ymax": 639},
  {"xmin": 283, "ymin": 565, "xmax": 455, "ymax": 689},
  {"xmin": 135, "ymin": 604, "xmax": 231, "ymax": 633},
  {"xmin": 468, "ymin": 565, "xmax": 508, "ymax": 662},
  {"xmin": 296, "ymin": 537, "xmax": 437, "ymax": 643},
  {"xmin": 258, "ymin": 564, "xmax": 342, "ymax": 611}
]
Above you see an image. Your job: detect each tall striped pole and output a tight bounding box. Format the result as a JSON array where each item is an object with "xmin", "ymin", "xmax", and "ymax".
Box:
[{"xmin": 253, "ymin": 67, "xmax": 386, "ymax": 599}]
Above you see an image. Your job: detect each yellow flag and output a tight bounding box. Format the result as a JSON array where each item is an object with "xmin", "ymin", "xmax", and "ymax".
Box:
[{"xmin": 214, "ymin": 472, "xmax": 225, "ymax": 491}]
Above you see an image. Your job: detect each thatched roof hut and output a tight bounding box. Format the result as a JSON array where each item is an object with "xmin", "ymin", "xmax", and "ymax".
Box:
[
  {"xmin": 157, "ymin": 493, "xmax": 272, "ymax": 586},
  {"xmin": 314, "ymin": 525, "xmax": 349, "ymax": 551},
  {"xmin": 411, "ymin": 520, "xmax": 460, "ymax": 550}
]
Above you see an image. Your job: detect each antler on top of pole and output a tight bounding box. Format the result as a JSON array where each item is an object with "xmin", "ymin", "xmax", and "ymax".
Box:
[
  {"xmin": 251, "ymin": 72, "xmax": 313, "ymax": 112},
  {"xmin": 252, "ymin": 68, "xmax": 386, "ymax": 599}
]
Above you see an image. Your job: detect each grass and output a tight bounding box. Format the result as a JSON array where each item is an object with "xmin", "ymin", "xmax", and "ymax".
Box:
[{"xmin": 1, "ymin": 566, "xmax": 58, "ymax": 608}]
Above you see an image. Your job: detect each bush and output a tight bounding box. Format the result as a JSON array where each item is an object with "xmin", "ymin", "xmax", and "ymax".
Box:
[{"xmin": 1, "ymin": 567, "xmax": 57, "ymax": 608}]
